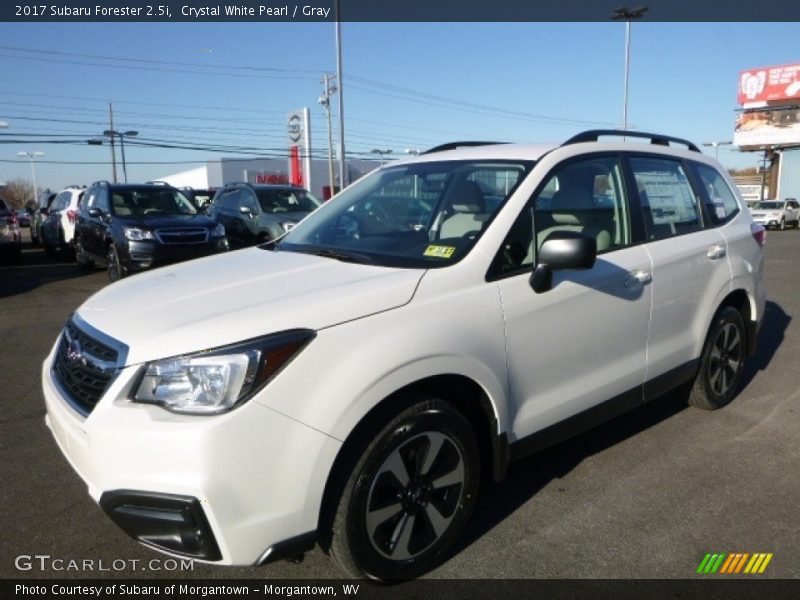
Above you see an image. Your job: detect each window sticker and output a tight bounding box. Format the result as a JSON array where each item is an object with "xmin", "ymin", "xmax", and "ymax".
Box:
[{"xmin": 424, "ymin": 245, "xmax": 456, "ymax": 259}]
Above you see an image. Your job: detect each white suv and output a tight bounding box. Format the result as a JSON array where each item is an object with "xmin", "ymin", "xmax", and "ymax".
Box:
[
  {"xmin": 749, "ymin": 198, "xmax": 800, "ymax": 230},
  {"xmin": 43, "ymin": 130, "xmax": 765, "ymax": 580},
  {"xmin": 40, "ymin": 186, "xmax": 84, "ymax": 255}
]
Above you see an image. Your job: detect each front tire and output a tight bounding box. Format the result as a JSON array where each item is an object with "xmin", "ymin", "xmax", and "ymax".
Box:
[
  {"xmin": 779, "ymin": 218, "xmax": 786, "ymax": 231},
  {"xmin": 106, "ymin": 244, "xmax": 123, "ymax": 282},
  {"xmin": 689, "ymin": 306, "xmax": 746, "ymax": 410},
  {"xmin": 329, "ymin": 398, "xmax": 480, "ymax": 580}
]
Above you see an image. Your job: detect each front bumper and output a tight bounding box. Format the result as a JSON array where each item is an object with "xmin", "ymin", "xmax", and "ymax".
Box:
[
  {"xmin": 121, "ymin": 237, "xmax": 229, "ymax": 272},
  {"xmin": 42, "ymin": 341, "xmax": 341, "ymax": 565}
]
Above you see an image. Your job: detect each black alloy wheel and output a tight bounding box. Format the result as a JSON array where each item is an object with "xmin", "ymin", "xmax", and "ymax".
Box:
[
  {"xmin": 106, "ymin": 244, "xmax": 123, "ymax": 282},
  {"xmin": 329, "ymin": 398, "xmax": 480, "ymax": 580},
  {"xmin": 689, "ymin": 306, "xmax": 746, "ymax": 410}
]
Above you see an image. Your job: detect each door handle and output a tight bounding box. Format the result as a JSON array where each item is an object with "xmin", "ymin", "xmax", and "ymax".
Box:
[
  {"xmin": 624, "ymin": 270, "xmax": 652, "ymax": 288},
  {"xmin": 707, "ymin": 244, "xmax": 727, "ymax": 260}
]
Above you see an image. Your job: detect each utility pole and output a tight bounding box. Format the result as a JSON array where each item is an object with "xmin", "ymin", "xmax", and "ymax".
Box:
[
  {"xmin": 108, "ymin": 103, "xmax": 117, "ymax": 183},
  {"xmin": 319, "ymin": 73, "xmax": 338, "ymax": 199}
]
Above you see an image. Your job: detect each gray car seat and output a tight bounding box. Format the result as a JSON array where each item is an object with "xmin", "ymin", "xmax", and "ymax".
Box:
[{"xmin": 438, "ymin": 181, "xmax": 490, "ymax": 239}]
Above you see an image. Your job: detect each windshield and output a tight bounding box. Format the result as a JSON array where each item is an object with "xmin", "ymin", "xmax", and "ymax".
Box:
[
  {"xmin": 278, "ymin": 160, "xmax": 533, "ymax": 268},
  {"xmin": 256, "ymin": 189, "xmax": 320, "ymax": 213},
  {"xmin": 751, "ymin": 201, "xmax": 781, "ymax": 210},
  {"xmin": 111, "ymin": 188, "xmax": 197, "ymax": 216}
]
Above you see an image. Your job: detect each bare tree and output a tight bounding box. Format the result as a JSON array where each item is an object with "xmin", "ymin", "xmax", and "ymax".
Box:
[{"xmin": 0, "ymin": 178, "xmax": 35, "ymax": 210}]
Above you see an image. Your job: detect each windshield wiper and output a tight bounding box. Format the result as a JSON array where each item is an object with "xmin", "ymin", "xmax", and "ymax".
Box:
[{"xmin": 300, "ymin": 247, "xmax": 375, "ymax": 264}]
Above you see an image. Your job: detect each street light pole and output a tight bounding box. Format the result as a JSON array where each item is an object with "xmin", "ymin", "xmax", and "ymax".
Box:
[
  {"xmin": 319, "ymin": 73, "xmax": 338, "ymax": 199},
  {"xmin": 17, "ymin": 151, "xmax": 45, "ymax": 201},
  {"xmin": 103, "ymin": 130, "xmax": 138, "ymax": 183},
  {"xmin": 335, "ymin": 0, "xmax": 347, "ymax": 189},
  {"xmin": 701, "ymin": 141, "xmax": 733, "ymax": 160},
  {"xmin": 612, "ymin": 6, "xmax": 648, "ymax": 131}
]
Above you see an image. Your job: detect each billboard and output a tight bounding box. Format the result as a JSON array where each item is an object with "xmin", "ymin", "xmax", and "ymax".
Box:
[
  {"xmin": 734, "ymin": 107, "xmax": 800, "ymax": 148},
  {"xmin": 739, "ymin": 63, "xmax": 800, "ymax": 106}
]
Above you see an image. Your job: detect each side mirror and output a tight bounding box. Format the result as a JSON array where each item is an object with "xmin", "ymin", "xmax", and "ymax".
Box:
[
  {"xmin": 239, "ymin": 205, "xmax": 253, "ymax": 216},
  {"xmin": 88, "ymin": 208, "xmax": 102, "ymax": 218},
  {"xmin": 529, "ymin": 231, "xmax": 597, "ymax": 294}
]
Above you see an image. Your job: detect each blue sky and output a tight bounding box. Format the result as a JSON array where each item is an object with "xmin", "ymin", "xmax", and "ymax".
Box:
[{"xmin": 0, "ymin": 21, "xmax": 798, "ymax": 192}]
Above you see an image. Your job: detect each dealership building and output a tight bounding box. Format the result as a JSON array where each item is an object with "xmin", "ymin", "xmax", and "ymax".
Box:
[
  {"xmin": 156, "ymin": 157, "xmax": 381, "ymax": 200},
  {"xmin": 735, "ymin": 61, "xmax": 800, "ymax": 202},
  {"xmin": 155, "ymin": 108, "xmax": 384, "ymax": 200}
]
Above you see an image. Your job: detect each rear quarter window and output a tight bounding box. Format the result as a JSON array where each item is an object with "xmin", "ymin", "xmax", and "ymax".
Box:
[{"xmin": 689, "ymin": 161, "xmax": 740, "ymax": 226}]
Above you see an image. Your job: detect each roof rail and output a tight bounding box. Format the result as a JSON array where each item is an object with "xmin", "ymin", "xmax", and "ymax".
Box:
[
  {"xmin": 562, "ymin": 129, "xmax": 701, "ymax": 153},
  {"xmin": 423, "ymin": 141, "xmax": 507, "ymax": 155}
]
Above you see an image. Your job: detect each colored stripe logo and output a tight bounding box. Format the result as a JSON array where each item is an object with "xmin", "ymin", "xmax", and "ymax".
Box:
[{"xmin": 696, "ymin": 552, "xmax": 773, "ymax": 574}]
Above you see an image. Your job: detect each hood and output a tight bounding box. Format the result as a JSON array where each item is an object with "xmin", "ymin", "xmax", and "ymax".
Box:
[
  {"xmin": 76, "ymin": 248, "xmax": 425, "ymax": 365},
  {"xmin": 114, "ymin": 213, "xmax": 217, "ymax": 229}
]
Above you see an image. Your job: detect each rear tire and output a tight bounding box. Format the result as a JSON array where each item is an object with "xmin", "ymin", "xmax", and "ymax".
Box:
[
  {"xmin": 328, "ymin": 398, "xmax": 480, "ymax": 580},
  {"xmin": 689, "ymin": 306, "xmax": 746, "ymax": 410},
  {"xmin": 75, "ymin": 238, "xmax": 95, "ymax": 272}
]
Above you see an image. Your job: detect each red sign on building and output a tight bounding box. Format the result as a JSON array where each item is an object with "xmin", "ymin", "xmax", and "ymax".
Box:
[{"xmin": 739, "ymin": 63, "xmax": 800, "ymax": 105}]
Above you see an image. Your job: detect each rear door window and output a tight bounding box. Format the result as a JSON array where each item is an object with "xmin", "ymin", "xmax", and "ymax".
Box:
[{"xmin": 629, "ymin": 156, "xmax": 703, "ymax": 241}]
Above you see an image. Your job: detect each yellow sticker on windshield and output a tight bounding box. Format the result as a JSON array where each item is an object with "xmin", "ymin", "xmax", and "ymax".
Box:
[{"xmin": 424, "ymin": 245, "xmax": 456, "ymax": 259}]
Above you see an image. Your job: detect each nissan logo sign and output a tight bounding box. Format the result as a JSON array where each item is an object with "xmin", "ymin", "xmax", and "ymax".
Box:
[{"xmin": 288, "ymin": 115, "xmax": 302, "ymax": 144}]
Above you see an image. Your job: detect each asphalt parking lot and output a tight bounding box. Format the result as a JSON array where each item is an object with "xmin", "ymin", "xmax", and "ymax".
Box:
[{"xmin": 1, "ymin": 228, "xmax": 798, "ymax": 581}]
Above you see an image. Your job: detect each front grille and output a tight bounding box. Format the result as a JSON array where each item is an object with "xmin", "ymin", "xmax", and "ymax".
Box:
[
  {"xmin": 53, "ymin": 320, "xmax": 120, "ymax": 416},
  {"xmin": 156, "ymin": 228, "xmax": 209, "ymax": 245}
]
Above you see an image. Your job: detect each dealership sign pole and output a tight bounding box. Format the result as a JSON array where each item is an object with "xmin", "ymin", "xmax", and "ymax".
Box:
[{"xmin": 287, "ymin": 108, "xmax": 312, "ymax": 190}]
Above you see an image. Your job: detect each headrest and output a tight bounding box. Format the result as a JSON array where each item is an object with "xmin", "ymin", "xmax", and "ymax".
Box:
[
  {"xmin": 443, "ymin": 181, "xmax": 486, "ymax": 213},
  {"xmin": 550, "ymin": 187, "xmax": 595, "ymax": 226}
]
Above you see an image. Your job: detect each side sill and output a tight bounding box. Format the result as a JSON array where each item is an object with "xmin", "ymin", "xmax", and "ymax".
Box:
[
  {"xmin": 509, "ymin": 387, "xmax": 642, "ymax": 463},
  {"xmin": 643, "ymin": 359, "xmax": 700, "ymax": 403}
]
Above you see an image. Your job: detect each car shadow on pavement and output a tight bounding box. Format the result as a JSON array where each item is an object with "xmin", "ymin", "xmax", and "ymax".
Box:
[
  {"xmin": 739, "ymin": 300, "xmax": 790, "ymax": 391},
  {"xmin": 457, "ymin": 300, "xmax": 791, "ymax": 556},
  {"xmin": 458, "ymin": 388, "xmax": 689, "ymax": 553},
  {"xmin": 0, "ymin": 240, "xmax": 98, "ymax": 298}
]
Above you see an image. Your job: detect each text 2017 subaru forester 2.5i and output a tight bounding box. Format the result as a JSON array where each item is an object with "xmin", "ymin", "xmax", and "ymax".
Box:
[{"xmin": 43, "ymin": 130, "xmax": 765, "ymax": 580}]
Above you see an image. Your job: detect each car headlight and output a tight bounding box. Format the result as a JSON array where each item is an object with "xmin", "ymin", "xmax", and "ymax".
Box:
[
  {"xmin": 211, "ymin": 223, "xmax": 225, "ymax": 237},
  {"xmin": 770, "ymin": 211, "xmax": 781, "ymax": 218},
  {"xmin": 280, "ymin": 222, "xmax": 295, "ymax": 232},
  {"xmin": 133, "ymin": 329, "xmax": 315, "ymax": 415},
  {"xmin": 124, "ymin": 227, "xmax": 155, "ymax": 241}
]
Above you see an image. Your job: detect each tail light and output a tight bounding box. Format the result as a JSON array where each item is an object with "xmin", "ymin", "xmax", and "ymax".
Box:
[
  {"xmin": 67, "ymin": 209, "xmax": 78, "ymax": 224},
  {"xmin": 751, "ymin": 223, "xmax": 766, "ymax": 247},
  {"xmin": 6, "ymin": 214, "xmax": 18, "ymax": 225}
]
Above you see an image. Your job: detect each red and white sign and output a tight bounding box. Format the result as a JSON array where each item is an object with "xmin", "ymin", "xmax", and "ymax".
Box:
[
  {"xmin": 738, "ymin": 63, "xmax": 800, "ymax": 106},
  {"xmin": 255, "ymin": 173, "xmax": 289, "ymax": 185}
]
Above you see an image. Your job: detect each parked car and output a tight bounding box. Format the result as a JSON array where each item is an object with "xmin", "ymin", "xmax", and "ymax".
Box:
[
  {"xmin": 73, "ymin": 181, "xmax": 229, "ymax": 281},
  {"xmin": 16, "ymin": 209, "xmax": 31, "ymax": 228},
  {"xmin": 0, "ymin": 198, "xmax": 22, "ymax": 263},
  {"xmin": 748, "ymin": 198, "xmax": 800, "ymax": 230},
  {"xmin": 30, "ymin": 191, "xmax": 57, "ymax": 246},
  {"xmin": 43, "ymin": 130, "xmax": 764, "ymax": 580},
  {"xmin": 209, "ymin": 183, "xmax": 321, "ymax": 247},
  {"xmin": 40, "ymin": 186, "xmax": 85, "ymax": 257},
  {"xmin": 181, "ymin": 187, "xmax": 217, "ymax": 211}
]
